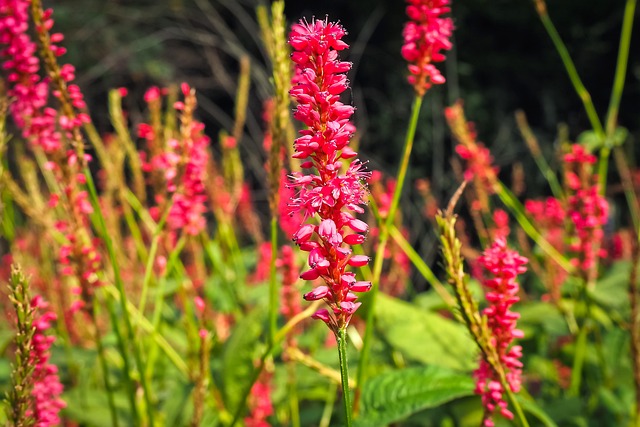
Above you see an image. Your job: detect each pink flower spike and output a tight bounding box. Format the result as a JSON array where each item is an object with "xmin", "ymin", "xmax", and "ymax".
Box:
[
  {"xmin": 474, "ymin": 237, "xmax": 527, "ymax": 426},
  {"xmin": 289, "ymin": 17, "xmax": 372, "ymax": 332},
  {"xmin": 402, "ymin": 0, "xmax": 454, "ymax": 96}
]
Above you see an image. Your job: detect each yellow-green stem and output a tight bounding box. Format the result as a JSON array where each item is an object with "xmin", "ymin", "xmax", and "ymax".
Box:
[
  {"xmin": 92, "ymin": 300, "xmax": 120, "ymax": 427},
  {"xmin": 83, "ymin": 169, "xmax": 155, "ymax": 426},
  {"xmin": 269, "ymin": 217, "xmax": 279, "ymax": 346},
  {"xmin": 354, "ymin": 95, "xmax": 424, "ymax": 410},
  {"xmin": 504, "ymin": 386, "xmax": 531, "ymax": 427},
  {"xmin": 599, "ymin": 0, "xmax": 637, "ymax": 195},
  {"xmin": 229, "ymin": 301, "xmax": 322, "ymax": 426},
  {"xmin": 337, "ymin": 327, "xmax": 353, "ymax": 427},
  {"xmin": 536, "ymin": 9, "xmax": 605, "ymax": 140},
  {"xmin": 495, "ymin": 181, "xmax": 574, "ymax": 273}
]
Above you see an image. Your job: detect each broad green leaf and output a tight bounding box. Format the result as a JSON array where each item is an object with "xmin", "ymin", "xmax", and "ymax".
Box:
[
  {"xmin": 590, "ymin": 261, "xmax": 631, "ymax": 312},
  {"xmin": 220, "ymin": 308, "xmax": 265, "ymax": 414},
  {"xmin": 354, "ymin": 365, "xmax": 475, "ymax": 427},
  {"xmin": 518, "ymin": 302, "xmax": 568, "ymax": 336},
  {"xmin": 375, "ymin": 294, "xmax": 477, "ymax": 370}
]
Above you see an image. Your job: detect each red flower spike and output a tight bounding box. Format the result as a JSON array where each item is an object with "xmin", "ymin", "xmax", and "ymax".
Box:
[
  {"xmin": 474, "ymin": 238, "xmax": 527, "ymax": 427},
  {"xmin": 402, "ymin": 0, "xmax": 454, "ymax": 96},
  {"xmin": 288, "ymin": 18, "xmax": 372, "ymax": 332}
]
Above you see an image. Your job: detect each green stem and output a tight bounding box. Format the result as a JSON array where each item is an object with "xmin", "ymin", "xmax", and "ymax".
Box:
[
  {"xmin": 319, "ymin": 383, "xmax": 338, "ymax": 427},
  {"xmin": 102, "ymin": 284, "xmax": 189, "ymax": 376},
  {"xmin": 569, "ymin": 318, "xmax": 589, "ymax": 396},
  {"xmin": 287, "ymin": 360, "xmax": 301, "ymax": 427},
  {"xmin": 494, "ymin": 181, "xmax": 574, "ymax": 273},
  {"xmin": 504, "ymin": 386, "xmax": 531, "ymax": 427},
  {"xmin": 83, "ymin": 169, "xmax": 156, "ymax": 426},
  {"xmin": 355, "ymin": 95, "xmax": 423, "ymax": 410},
  {"xmin": 92, "ymin": 301, "xmax": 120, "ymax": 427},
  {"xmin": 229, "ymin": 301, "xmax": 322, "ymax": 426},
  {"xmin": 599, "ymin": 0, "xmax": 637, "ymax": 195},
  {"xmin": 138, "ymin": 202, "xmax": 173, "ymax": 317},
  {"xmin": 337, "ymin": 327, "xmax": 353, "ymax": 427},
  {"xmin": 145, "ymin": 235, "xmax": 187, "ymax": 381},
  {"xmin": 605, "ymin": 0, "xmax": 636, "ymax": 136},
  {"xmin": 536, "ymin": 8, "xmax": 605, "ymax": 140},
  {"xmin": 269, "ymin": 217, "xmax": 279, "ymax": 346},
  {"xmin": 388, "ymin": 225, "xmax": 454, "ymax": 307}
]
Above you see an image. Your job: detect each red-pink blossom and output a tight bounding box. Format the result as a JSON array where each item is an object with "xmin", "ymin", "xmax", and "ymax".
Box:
[
  {"xmin": 244, "ymin": 371, "xmax": 273, "ymax": 427},
  {"xmin": 141, "ymin": 84, "xmax": 209, "ymax": 236},
  {"xmin": 0, "ymin": 0, "xmax": 101, "ymax": 313},
  {"xmin": 474, "ymin": 238, "xmax": 527, "ymax": 427},
  {"xmin": 402, "ymin": 0, "xmax": 454, "ymax": 96},
  {"xmin": 563, "ymin": 144, "xmax": 608, "ymax": 278},
  {"xmin": 28, "ymin": 296, "xmax": 66, "ymax": 427},
  {"xmin": 288, "ymin": 18, "xmax": 371, "ymax": 331}
]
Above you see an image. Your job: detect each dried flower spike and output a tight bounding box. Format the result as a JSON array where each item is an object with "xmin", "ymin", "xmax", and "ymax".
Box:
[{"xmin": 288, "ymin": 18, "xmax": 371, "ymax": 332}]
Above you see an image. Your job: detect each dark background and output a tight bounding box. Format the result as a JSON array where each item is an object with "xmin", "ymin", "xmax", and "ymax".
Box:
[{"xmin": 51, "ymin": 0, "xmax": 640, "ymax": 283}]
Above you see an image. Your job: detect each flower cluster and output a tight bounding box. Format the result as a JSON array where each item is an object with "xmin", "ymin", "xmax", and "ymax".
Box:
[
  {"xmin": 525, "ymin": 197, "xmax": 567, "ymax": 301},
  {"xmin": 288, "ymin": 18, "xmax": 372, "ymax": 332},
  {"xmin": 563, "ymin": 144, "xmax": 609, "ymax": 279},
  {"xmin": 29, "ymin": 296, "xmax": 66, "ymax": 426},
  {"xmin": 401, "ymin": 0, "xmax": 454, "ymax": 96},
  {"xmin": 0, "ymin": 0, "xmax": 89, "ymax": 153},
  {"xmin": 244, "ymin": 371, "xmax": 273, "ymax": 427},
  {"xmin": 0, "ymin": 0, "xmax": 101, "ymax": 314},
  {"xmin": 369, "ymin": 171, "xmax": 411, "ymax": 297},
  {"xmin": 445, "ymin": 102, "xmax": 498, "ymax": 195},
  {"xmin": 474, "ymin": 238, "xmax": 527, "ymax": 427},
  {"xmin": 141, "ymin": 84, "xmax": 210, "ymax": 237}
]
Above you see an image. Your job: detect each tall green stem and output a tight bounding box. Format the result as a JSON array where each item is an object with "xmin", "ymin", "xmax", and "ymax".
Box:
[
  {"xmin": 92, "ymin": 301, "xmax": 120, "ymax": 427},
  {"xmin": 337, "ymin": 327, "xmax": 353, "ymax": 427},
  {"xmin": 504, "ymin": 386, "xmax": 531, "ymax": 427},
  {"xmin": 229, "ymin": 301, "xmax": 322, "ymax": 426},
  {"xmin": 354, "ymin": 95, "xmax": 424, "ymax": 410},
  {"xmin": 269, "ymin": 217, "xmax": 279, "ymax": 346},
  {"xmin": 599, "ymin": 0, "xmax": 637, "ymax": 193},
  {"xmin": 535, "ymin": 7, "xmax": 605, "ymax": 140},
  {"xmin": 84, "ymin": 169, "xmax": 156, "ymax": 426}
]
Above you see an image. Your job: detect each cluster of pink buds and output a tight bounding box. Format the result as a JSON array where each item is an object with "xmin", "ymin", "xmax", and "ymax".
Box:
[
  {"xmin": 140, "ymin": 84, "xmax": 210, "ymax": 237},
  {"xmin": 288, "ymin": 18, "xmax": 372, "ymax": 332},
  {"xmin": 0, "ymin": 0, "xmax": 89, "ymax": 153},
  {"xmin": 474, "ymin": 238, "xmax": 527, "ymax": 427},
  {"xmin": 401, "ymin": 0, "xmax": 454, "ymax": 96},
  {"xmin": 29, "ymin": 296, "xmax": 66, "ymax": 426},
  {"xmin": 563, "ymin": 144, "xmax": 608, "ymax": 279},
  {"xmin": 525, "ymin": 197, "xmax": 567, "ymax": 301}
]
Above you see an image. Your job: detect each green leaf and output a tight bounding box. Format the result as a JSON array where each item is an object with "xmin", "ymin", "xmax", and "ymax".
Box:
[
  {"xmin": 375, "ymin": 294, "xmax": 477, "ymax": 370},
  {"xmin": 354, "ymin": 365, "xmax": 475, "ymax": 427},
  {"xmin": 518, "ymin": 302, "xmax": 568, "ymax": 336},
  {"xmin": 590, "ymin": 261, "xmax": 631, "ymax": 313},
  {"xmin": 577, "ymin": 130, "xmax": 602, "ymax": 151},
  {"xmin": 611, "ymin": 126, "xmax": 629, "ymax": 147},
  {"xmin": 63, "ymin": 388, "xmax": 130, "ymax": 426},
  {"xmin": 220, "ymin": 308, "xmax": 265, "ymax": 414}
]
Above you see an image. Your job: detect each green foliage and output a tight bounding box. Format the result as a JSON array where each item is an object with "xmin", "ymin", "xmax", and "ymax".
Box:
[
  {"xmin": 354, "ymin": 366, "xmax": 475, "ymax": 427},
  {"xmin": 375, "ymin": 294, "xmax": 477, "ymax": 371}
]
